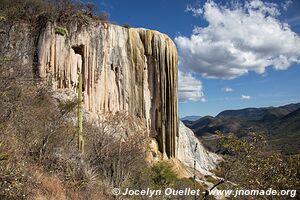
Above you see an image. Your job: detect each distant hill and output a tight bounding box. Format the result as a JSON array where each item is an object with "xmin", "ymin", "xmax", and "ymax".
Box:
[
  {"xmin": 181, "ymin": 116, "xmax": 202, "ymax": 128},
  {"xmin": 269, "ymin": 108, "xmax": 300, "ymax": 154},
  {"xmin": 184, "ymin": 103, "xmax": 300, "ymax": 154},
  {"xmin": 217, "ymin": 103, "xmax": 300, "ymax": 120},
  {"xmin": 181, "ymin": 115, "xmax": 202, "ymax": 121}
]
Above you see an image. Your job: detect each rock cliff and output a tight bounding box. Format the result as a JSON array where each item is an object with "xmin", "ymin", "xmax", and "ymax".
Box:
[{"xmin": 36, "ymin": 22, "xmax": 178, "ymax": 158}]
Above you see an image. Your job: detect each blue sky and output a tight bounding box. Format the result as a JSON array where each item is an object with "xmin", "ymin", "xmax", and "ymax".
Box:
[{"xmin": 87, "ymin": 0, "xmax": 300, "ymax": 117}]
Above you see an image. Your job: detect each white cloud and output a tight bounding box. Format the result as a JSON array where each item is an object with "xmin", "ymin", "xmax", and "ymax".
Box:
[
  {"xmin": 200, "ymin": 97, "xmax": 207, "ymax": 102},
  {"xmin": 185, "ymin": 3, "xmax": 203, "ymax": 17},
  {"xmin": 223, "ymin": 87, "xmax": 233, "ymax": 92},
  {"xmin": 178, "ymin": 71, "xmax": 205, "ymax": 102},
  {"xmin": 241, "ymin": 95, "xmax": 251, "ymax": 100},
  {"xmin": 282, "ymin": 0, "xmax": 293, "ymax": 11},
  {"xmin": 175, "ymin": 0, "xmax": 300, "ymax": 80}
]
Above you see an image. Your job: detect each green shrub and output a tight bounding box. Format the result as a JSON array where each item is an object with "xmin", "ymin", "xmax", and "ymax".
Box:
[
  {"xmin": 58, "ymin": 98, "xmax": 77, "ymax": 115},
  {"xmin": 123, "ymin": 23, "xmax": 130, "ymax": 28},
  {"xmin": 55, "ymin": 26, "xmax": 68, "ymax": 36},
  {"xmin": 204, "ymin": 175, "xmax": 218, "ymax": 185},
  {"xmin": 151, "ymin": 161, "xmax": 178, "ymax": 189},
  {"xmin": 0, "ymin": 16, "xmax": 6, "ymax": 22},
  {"xmin": 0, "ymin": 56, "xmax": 12, "ymax": 63}
]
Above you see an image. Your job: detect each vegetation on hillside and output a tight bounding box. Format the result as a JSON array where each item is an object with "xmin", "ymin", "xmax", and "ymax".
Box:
[
  {"xmin": 0, "ymin": 47, "xmax": 146, "ymax": 198},
  {"xmin": 0, "ymin": 0, "xmax": 109, "ymax": 25},
  {"xmin": 0, "ymin": 81, "xmax": 211, "ymax": 200},
  {"xmin": 0, "ymin": 68, "xmax": 208, "ymax": 199},
  {"xmin": 213, "ymin": 132, "xmax": 300, "ymax": 199}
]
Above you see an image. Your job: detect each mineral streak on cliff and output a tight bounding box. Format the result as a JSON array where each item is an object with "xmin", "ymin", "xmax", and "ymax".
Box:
[{"xmin": 37, "ymin": 22, "xmax": 178, "ymax": 158}]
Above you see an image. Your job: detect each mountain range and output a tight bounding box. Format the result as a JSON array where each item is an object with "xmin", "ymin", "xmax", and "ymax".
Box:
[
  {"xmin": 181, "ymin": 116, "xmax": 202, "ymax": 127},
  {"xmin": 183, "ymin": 103, "xmax": 300, "ymax": 155}
]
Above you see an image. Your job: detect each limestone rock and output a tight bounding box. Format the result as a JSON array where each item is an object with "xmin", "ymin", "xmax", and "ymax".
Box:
[{"xmin": 37, "ymin": 22, "xmax": 178, "ymax": 158}]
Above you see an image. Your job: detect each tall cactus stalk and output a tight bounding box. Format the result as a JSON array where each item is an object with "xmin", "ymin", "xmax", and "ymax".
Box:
[{"xmin": 77, "ymin": 72, "xmax": 84, "ymax": 154}]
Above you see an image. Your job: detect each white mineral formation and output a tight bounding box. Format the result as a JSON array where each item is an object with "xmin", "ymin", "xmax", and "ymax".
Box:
[
  {"xmin": 37, "ymin": 22, "xmax": 178, "ymax": 158},
  {"xmin": 177, "ymin": 121, "xmax": 222, "ymax": 175}
]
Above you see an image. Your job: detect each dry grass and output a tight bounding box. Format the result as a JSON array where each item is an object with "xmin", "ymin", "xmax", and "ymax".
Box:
[{"xmin": 33, "ymin": 172, "xmax": 66, "ymax": 200}]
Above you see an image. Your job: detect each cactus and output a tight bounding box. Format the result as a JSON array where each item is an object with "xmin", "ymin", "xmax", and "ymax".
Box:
[{"xmin": 77, "ymin": 73, "xmax": 84, "ymax": 154}]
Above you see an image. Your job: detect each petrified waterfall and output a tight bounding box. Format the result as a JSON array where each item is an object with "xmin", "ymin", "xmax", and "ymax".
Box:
[{"xmin": 37, "ymin": 22, "xmax": 178, "ymax": 158}]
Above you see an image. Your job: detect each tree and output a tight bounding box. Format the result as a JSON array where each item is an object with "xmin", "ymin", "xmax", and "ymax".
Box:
[{"xmin": 86, "ymin": 112, "xmax": 149, "ymax": 189}]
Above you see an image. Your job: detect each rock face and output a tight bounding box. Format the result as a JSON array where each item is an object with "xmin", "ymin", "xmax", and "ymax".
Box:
[
  {"xmin": 36, "ymin": 22, "xmax": 178, "ymax": 158},
  {"xmin": 177, "ymin": 121, "xmax": 222, "ymax": 175}
]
